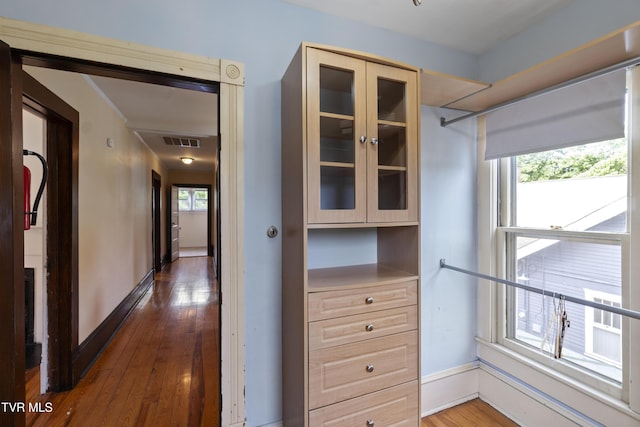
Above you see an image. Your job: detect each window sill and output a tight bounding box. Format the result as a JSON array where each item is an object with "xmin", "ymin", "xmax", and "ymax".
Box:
[{"xmin": 476, "ymin": 338, "xmax": 640, "ymax": 425}]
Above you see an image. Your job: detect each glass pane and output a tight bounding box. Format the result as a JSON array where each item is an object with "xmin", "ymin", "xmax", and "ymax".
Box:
[
  {"xmin": 194, "ymin": 199, "xmax": 208, "ymax": 210},
  {"xmin": 320, "ymin": 166, "xmax": 355, "ymax": 210},
  {"xmin": 514, "ymin": 139, "xmax": 628, "ymax": 231},
  {"xmin": 377, "ymin": 124, "xmax": 406, "ymax": 167},
  {"xmin": 178, "ymin": 199, "xmax": 190, "ymax": 211},
  {"xmin": 320, "ymin": 66, "xmax": 354, "ymax": 116},
  {"xmin": 178, "ymin": 190, "xmax": 190, "ymax": 200},
  {"xmin": 512, "ymin": 236, "xmax": 622, "ymax": 381},
  {"xmin": 378, "ymin": 170, "xmax": 406, "ymax": 210},
  {"xmin": 320, "ymin": 117, "xmax": 354, "ymax": 163},
  {"xmin": 378, "ymin": 78, "xmax": 405, "ymax": 122},
  {"xmin": 194, "ymin": 190, "xmax": 208, "ymax": 199}
]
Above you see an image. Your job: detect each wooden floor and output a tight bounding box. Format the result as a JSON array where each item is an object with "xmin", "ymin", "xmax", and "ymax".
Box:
[
  {"xmin": 422, "ymin": 399, "xmax": 519, "ymax": 426},
  {"xmin": 25, "ymin": 256, "xmax": 220, "ymax": 427}
]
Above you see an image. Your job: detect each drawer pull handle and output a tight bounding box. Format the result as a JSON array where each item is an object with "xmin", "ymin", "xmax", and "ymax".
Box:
[
  {"xmin": 366, "ymin": 364, "xmax": 374, "ymax": 373},
  {"xmin": 366, "ymin": 420, "xmax": 375, "ymax": 427},
  {"xmin": 365, "ymin": 297, "xmax": 374, "ymax": 304},
  {"xmin": 365, "ymin": 324, "xmax": 374, "ymax": 332}
]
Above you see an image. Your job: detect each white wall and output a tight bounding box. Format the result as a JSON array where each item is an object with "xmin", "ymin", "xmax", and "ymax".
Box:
[
  {"xmin": 23, "ymin": 108, "xmax": 46, "ymax": 355},
  {"xmin": 179, "ymin": 210, "xmax": 207, "ymax": 248},
  {"xmin": 24, "ymin": 66, "xmax": 167, "ymax": 342}
]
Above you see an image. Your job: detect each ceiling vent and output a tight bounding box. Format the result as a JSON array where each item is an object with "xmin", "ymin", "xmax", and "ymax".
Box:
[{"xmin": 163, "ymin": 136, "xmax": 201, "ymax": 148}]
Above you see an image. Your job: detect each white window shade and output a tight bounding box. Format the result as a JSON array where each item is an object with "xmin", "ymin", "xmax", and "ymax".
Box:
[{"xmin": 484, "ymin": 68, "xmax": 626, "ymax": 160}]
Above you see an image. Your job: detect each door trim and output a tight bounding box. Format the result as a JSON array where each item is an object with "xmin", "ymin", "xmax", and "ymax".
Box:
[
  {"xmin": 23, "ymin": 71, "xmax": 80, "ymax": 391},
  {"xmin": 152, "ymin": 170, "xmax": 162, "ymax": 272},
  {"xmin": 171, "ymin": 184, "xmax": 214, "ymax": 258},
  {"xmin": 0, "ymin": 17, "xmax": 246, "ymax": 427}
]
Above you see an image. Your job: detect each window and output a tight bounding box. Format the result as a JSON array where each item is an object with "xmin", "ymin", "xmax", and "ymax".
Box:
[
  {"xmin": 178, "ymin": 188, "xmax": 208, "ymax": 212},
  {"xmin": 492, "ymin": 68, "xmax": 634, "ymax": 392},
  {"xmin": 585, "ymin": 290, "xmax": 622, "ymax": 366}
]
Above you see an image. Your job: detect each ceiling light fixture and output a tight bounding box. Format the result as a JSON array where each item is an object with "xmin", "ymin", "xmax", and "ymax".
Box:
[
  {"xmin": 180, "ymin": 157, "xmax": 194, "ymax": 165},
  {"xmin": 413, "ymin": 0, "xmax": 421, "ymax": 5}
]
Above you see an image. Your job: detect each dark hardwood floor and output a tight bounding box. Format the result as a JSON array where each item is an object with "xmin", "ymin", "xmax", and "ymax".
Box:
[
  {"xmin": 422, "ymin": 399, "xmax": 519, "ymax": 426},
  {"xmin": 25, "ymin": 257, "xmax": 220, "ymax": 427}
]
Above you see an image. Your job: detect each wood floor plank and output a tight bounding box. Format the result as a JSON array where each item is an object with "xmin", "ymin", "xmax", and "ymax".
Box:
[
  {"xmin": 25, "ymin": 257, "xmax": 220, "ymax": 427},
  {"xmin": 422, "ymin": 399, "xmax": 519, "ymax": 426}
]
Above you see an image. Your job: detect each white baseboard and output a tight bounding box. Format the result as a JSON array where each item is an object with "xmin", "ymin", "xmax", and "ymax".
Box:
[
  {"xmin": 257, "ymin": 422, "xmax": 282, "ymax": 427},
  {"xmin": 421, "ymin": 362, "xmax": 480, "ymax": 417}
]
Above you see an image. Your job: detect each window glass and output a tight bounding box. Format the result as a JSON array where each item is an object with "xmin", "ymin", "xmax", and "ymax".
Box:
[
  {"xmin": 514, "ymin": 139, "xmax": 628, "ymax": 232},
  {"xmin": 511, "ymin": 236, "xmax": 622, "ymax": 382}
]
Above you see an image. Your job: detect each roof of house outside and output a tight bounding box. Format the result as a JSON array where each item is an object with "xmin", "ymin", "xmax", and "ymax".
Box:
[{"xmin": 516, "ymin": 175, "xmax": 626, "ymax": 258}]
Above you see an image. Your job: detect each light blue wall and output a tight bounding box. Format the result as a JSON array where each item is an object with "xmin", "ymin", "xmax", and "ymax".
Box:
[
  {"xmin": 478, "ymin": 0, "xmax": 640, "ymax": 82},
  {"xmin": 1, "ymin": 1, "xmax": 480, "ymax": 425}
]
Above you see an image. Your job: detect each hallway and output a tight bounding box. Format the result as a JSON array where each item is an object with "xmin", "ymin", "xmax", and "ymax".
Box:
[{"xmin": 26, "ymin": 257, "xmax": 220, "ymax": 427}]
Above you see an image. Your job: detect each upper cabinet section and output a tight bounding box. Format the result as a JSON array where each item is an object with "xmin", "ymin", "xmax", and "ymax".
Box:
[{"xmin": 305, "ymin": 47, "xmax": 419, "ymax": 225}]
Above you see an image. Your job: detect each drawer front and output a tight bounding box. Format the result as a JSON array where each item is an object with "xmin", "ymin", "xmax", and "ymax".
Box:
[
  {"xmin": 308, "ymin": 281, "xmax": 417, "ymax": 321},
  {"xmin": 309, "ymin": 305, "xmax": 417, "ymax": 350},
  {"xmin": 308, "ymin": 331, "xmax": 418, "ymax": 409},
  {"xmin": 309, "ymin": 381, "xmax": 418, "ymax": 427}
]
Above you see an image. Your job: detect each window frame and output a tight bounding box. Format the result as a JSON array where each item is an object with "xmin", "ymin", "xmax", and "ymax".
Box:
[
  {"xmin": 178, "ymin": 187, "xmax": 209, "ymax": 212},
  {"xmin": 478, "ymin": 65, "xmax": 640, "ymax": 410}
]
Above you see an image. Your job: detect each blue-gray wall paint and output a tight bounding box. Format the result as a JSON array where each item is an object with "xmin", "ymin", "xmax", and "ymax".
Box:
[
  {"xmin": 0, "ymin": 1, "xmax": 478, "ymax": 425},
  {"xmin": 478, "ymin": 0, "xmax": 640, "ymax": 82},
  {"xmin": 4, "ymin": 1, "xmax": 640, "ymax": 425}
]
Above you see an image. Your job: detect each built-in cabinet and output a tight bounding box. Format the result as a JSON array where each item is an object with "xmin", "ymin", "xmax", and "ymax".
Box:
[
  {"xmin": 282, "ymin": 43, "xmax": 421, "ymax": 426},
  {"xmin": 306, "ymin": 47, "xmax": 418, "ymax": 224}
]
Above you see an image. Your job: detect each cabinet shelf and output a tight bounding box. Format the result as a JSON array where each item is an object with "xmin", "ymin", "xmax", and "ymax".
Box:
[
  {"xmin": 308, "ymin": 263, "xmax": 418, "ymax": 292},
  {"xmin": 320, "ymin": 111, "xmax": 354, "ymax": 121},
  {"xmin": 319, "ymin": 161, "xmax": 355, "ymax": 169},
  {"xmin": 378, "ymin": 119, "xmax": 406, "ymax": 127},
  {"xmin": 378, "ymin": 165, "xmax": 407, "ymax": 172}
]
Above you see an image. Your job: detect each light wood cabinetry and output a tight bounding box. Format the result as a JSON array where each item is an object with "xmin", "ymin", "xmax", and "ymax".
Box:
[{"xmin": 282, "ymin": 43, "xmax": 420, "ymax": 427}]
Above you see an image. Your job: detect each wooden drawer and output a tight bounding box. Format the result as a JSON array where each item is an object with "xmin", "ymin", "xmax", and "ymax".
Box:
[
  {"xmin": 308, "ymin": 331, "xmax": 417, "ymax": 409},
  {"xmin": 309, "ymin": 305, "xmax": 417, "ymax": 350},
  {"xmin": 308, "ymin": 281, "xmax": 417, "ymax": 321},
  {"xmin": 309, "ymin": 381, "xmax": 418, "ymax": 427}
]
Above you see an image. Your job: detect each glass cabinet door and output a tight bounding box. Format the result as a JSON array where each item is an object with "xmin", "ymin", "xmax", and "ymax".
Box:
[
  {"xmin": 366, "ymin": 62, "xmax": 418, "ymax": 223},
  {"xmin": 307, "ymin": 48, "xmax": 367, "ymax": 223}
]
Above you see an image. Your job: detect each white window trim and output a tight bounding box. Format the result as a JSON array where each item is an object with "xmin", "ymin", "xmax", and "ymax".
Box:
[
  {"xmin": 584, "ymin": 289, "xmax": 622, "ymax": 367},
  {"xmin": 179, "ymin": 188, "xmax": 208, "ymax": 212},
  {"xmin": 477, "ymin": 65, "xmax": 640, "ymax": 419}
]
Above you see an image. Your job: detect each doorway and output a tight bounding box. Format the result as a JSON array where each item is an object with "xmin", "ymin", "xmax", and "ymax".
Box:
[
  {"xmin": 0, "ymin": 18, "xmax": 246, "ymax": 427},
  {"xmin": 171, "ymin": 185, "xmax": 213, "ymax": 259},
  {"xmin": 152, "ymin": 170, "xmax": 162, "ymax": 273}
]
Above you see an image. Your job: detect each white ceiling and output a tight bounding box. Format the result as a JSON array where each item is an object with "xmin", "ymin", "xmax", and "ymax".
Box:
[
  {"xmin": 88, "ymin": 75, "xmax": 218, "ymax": 172},
  {"xmin": 285, "ymin": 0, "xmax": 575, "ymax": 54}
]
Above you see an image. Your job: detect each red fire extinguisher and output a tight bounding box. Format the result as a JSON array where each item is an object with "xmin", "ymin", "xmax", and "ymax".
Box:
[{"xmin": 23, "ymin": 149, "xmax": 48, "ymax": 231}]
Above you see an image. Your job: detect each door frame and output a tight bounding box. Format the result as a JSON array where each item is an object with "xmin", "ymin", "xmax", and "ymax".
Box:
[
  {"xmin": 152, "ymin": 170, "xmax": 162, "ymax": 273},
  {"xmin": 0, "ymin": 17, "xmax": 246, "ymax": 427},
  {"xmin": 169, "ymin": 184, "xmax": 214, "ymax": 259},
  {"xmin": 22, "ymin": 71, "xmax": 80, "ymax": 392}
]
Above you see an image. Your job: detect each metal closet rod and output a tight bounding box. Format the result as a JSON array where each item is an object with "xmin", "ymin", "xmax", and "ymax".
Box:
[
  {"xmin": 439, "ymin": 259, "xmax": 640, "ymax": 321},
  {"xmin": 440, "ymin": 56, "xmax": 640, "ymax": 128}
]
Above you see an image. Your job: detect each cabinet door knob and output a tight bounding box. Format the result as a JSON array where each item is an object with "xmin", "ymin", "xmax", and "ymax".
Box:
[
  {"xmin": 366, "ymin": 364, "xmax": 374, "ymax": 373},
  {"xmin": 370, "ymin": 137, "xmax": 379, "ymax": 145},
  {"xmin": 366, "ymin": 421, "xmax": 375, "ymax": 427},
  {"xmin": 365, "ymin": 324, "xmax": 374, "ymax": 332},
  {"xmin": 365, "ymin": 297, "xmax": 374, "ymax": 304},
  {"xmin": 360, "ymin": 135, "xmax": 367, "ymax": 144}
]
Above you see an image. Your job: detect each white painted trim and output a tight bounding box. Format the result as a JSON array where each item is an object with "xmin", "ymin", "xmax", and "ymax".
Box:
[
  {"xmin": 257, "ymin": 422, "xmax": 283, "ymax": 427},
  {"xmin": 478, "ymin": 340, "xmax": 640, "ymax": 426},
  {"xmin": 0, "ymin": 17, "xmax": 246, "ymax": 427},
  {"xmin": 421, "ymin": 363, "xmax": 480, "ymax": 417}
]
